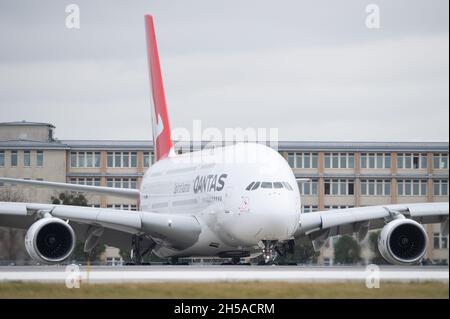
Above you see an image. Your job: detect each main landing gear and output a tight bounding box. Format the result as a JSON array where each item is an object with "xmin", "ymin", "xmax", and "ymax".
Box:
[{"xmin": 130, "ymin": 234, "xmax": 154, "ymax": 265}]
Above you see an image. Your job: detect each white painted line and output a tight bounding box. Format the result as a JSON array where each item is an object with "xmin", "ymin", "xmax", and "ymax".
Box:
[{"xmin": 0, "ymin": 269, "xmax": 448, "ymax": 283}]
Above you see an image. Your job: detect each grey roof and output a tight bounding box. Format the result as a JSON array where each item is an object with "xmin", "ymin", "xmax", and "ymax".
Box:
[
  {"xmin": 0, "ymin": 138, "xmax": 447, "ymax": 152},
  {"xmin": 0, "ymin": 139, "xmax": 70, "ymax": 150},
  {"xmin": 0, "ymin": 121, "xmax": 55, "ymax": 128},
  {"xmin": 62, "ymin": 140, "xmax": 449, "ymax": 152},
  {"xmin": 1, "ymin": 121, "xmax": 447, "ymax": 152},
  {"xmin": 62, "ymin": 140, "xmax": 154, "ymax": 150}
]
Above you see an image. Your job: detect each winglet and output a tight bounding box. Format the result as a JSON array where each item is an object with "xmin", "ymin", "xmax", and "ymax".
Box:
[{"xmin": 144, "ymin": 15, "xmax": 174, "ymax": 161}]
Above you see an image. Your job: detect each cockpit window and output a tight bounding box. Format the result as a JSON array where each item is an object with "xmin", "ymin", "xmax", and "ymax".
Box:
[
  {"xmin": 245, "ymin": 182, "xmax": 255, "ymax": 190},
  {"xmin": 248, "ymin": 181, "xmax": 293, "ymax": 191},
  {"xmin": 273, "ymin": 182, "xmax": 284, "ymax": 189},
  {"xmin": 251, "ymin": 182, "xmax": 260, "ymax": 190},
  {"xmin": 283, "ymin": 182, "xmax": 293, "ymax": 191}
]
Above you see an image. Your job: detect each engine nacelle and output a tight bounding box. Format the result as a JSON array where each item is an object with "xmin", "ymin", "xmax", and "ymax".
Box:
[
  {"xmin": 25, "ymin": 218, "xmax": 76, "ymax": 264},
  {"xmin": 378, "ymin": 218, "xmax": 427, "ymax": 265}
]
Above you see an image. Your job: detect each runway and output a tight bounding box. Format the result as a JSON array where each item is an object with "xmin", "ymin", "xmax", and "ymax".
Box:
[{"xmin": 0, "ymin": 265, "xmax": 448, "ymax": 283}]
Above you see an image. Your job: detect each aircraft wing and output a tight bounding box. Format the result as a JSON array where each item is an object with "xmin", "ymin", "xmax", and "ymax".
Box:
[
  {"xmin": 0, "ymin": 177, "xmax": 140, "ymax": 199},
  {"xmin": 0, "ymin": 201, "xmax": 202, "ymax": 251},
  {"xmin": 294, "ymin": 202, "xmax": 449, "ymax": 251}
]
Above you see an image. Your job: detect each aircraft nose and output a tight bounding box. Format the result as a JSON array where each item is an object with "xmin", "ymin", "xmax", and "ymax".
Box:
[
  {"xmin": 257, "ymin": 192, "xmax": 299, "ymax": 237},
  {"xmin": 221, "ymin": 187, "xmax": 300, "ymax": 245},
  {"xmin": 224, "ymin": 201, "xmax": 299, "ymax": 245},
  {"xmin": 253, "ymin": 211, "xmax": 297, "ymax": 239}
]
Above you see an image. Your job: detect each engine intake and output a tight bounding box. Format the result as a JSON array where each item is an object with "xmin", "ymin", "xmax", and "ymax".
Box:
[
  {"xmin": 378, "ymin": 218, "xmax": 427, "ymax": 265},
  {"xmin": 25, "ymin": 218, "xmax": 76, "ymax": 264}
]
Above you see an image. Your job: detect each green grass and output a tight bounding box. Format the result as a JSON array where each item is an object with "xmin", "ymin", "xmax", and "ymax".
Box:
[{"xmin": 0, "ymin": 281, "xmax": 448, "ymax": 299}]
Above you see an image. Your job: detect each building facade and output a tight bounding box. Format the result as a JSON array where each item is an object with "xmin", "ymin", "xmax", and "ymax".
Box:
[{"xmin": 0, "ymin": 121, "xmax": 448, "ymax": 264}]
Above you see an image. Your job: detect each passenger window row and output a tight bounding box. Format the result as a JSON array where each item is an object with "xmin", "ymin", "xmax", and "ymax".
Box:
[{"xmin": 245, "ymin": 181, "xmax": 294, "ymax": 191}]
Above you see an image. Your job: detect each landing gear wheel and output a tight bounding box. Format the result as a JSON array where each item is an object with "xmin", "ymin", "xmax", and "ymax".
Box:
[
  {"xmin": 262, "ymin": 240, "xmax": 278, "ymax": 264},
  {"xmin": 231, "ymin": 257, "xmax": 241, "ymax": 265}
]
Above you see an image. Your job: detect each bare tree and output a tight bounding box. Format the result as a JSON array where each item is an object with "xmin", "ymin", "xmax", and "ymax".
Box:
[
  {"xmin": 0, "ymin": 187, "xmax": 25, "ymax": 202},
  {"xmin": 0, "ymin": 187, "xmax": 29, "ymax": 264}
]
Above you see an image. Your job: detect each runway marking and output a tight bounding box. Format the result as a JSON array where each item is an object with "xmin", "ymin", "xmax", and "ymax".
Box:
[{"xmin": 0, "ymin": 266, "xmax": 448, "ymax": 283}]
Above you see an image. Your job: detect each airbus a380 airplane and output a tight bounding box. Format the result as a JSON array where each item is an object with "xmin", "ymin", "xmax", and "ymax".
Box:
[{"xmin": 0, "ymin": 15, "xmax": 448, "ymax": 265}]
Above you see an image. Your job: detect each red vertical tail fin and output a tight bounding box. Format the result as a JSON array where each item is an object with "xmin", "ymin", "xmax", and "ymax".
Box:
[{"xmin": 144, "ymin": 15, "xmax": 173, "ymax": 161}]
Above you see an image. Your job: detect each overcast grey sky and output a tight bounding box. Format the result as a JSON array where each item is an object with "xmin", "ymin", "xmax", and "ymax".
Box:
[{"xmin": 0, "ymin": 0, "xmax": 448, "ymax": 141}]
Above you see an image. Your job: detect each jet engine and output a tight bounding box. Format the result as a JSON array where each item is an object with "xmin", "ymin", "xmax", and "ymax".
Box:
[
  {"xmin": 378, "ymin": 218, "xmax": 427, "ymax": 265},
  {"xmin": 25, "ymin": 218, "xmax": 76, "ymax": 264}
]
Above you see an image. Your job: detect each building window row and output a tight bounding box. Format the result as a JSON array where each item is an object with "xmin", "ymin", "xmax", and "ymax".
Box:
[
  {"xmin": 361, "ymin": 153, "xmax": 391, "ymax": 169},
  {"xmin": 397, "ymin": 179, "xmax": 428, "ymax": 196},
  {"xmin": 325, "ymin": 205, "xmax": 354, "ymax": 210},
  {"xmin": 324, "ymin": 179, "xmax": 354, "ymax": 196},
  {"xmin": 70, "ymin": 152, "xmax": 100, "ymax": 168},
  {"xmin": 286, "ymin": 152, "xmax": 448, "ymax": 171},
  {"xmin": 69, "ymin": 177, "xmax": 101, "ymax": 186},
  {"xmin": 106, "ymin": 178, "xmax": 137, "ymax": 189},
  {"xmin": 287, "ymin": 152, "xmax": 318, "ymax": 169},
  {"xmin": 397, "ymin": 153, "xmax": 428, "ymax": 169},
  {"xmin": 298, "ymin": 179, "xmax": 319, "ymax": 195},
  {"xmin": 107, "ymin": 152, "xmax": 137, "ymax": 168},
  {"xmin": 37, "ymin": 151, "xmax": 44, "ymax": 167},
  {"xmin": 11, "ymin": 150, "xmax": 17, "ymax": 166},
  {"xmin": 433, "ymin": 179, "xmax": 448, "ymax": 196},
  {"xmin": 303, "ymin": 205, "xmax": 319, "ymax": 213},
  {"xmin": 361, "ymin": 179, "xmax": 391, "ymax": 196},
  {"xmin": 107, "ymin": 204, "xmax": 137, "ymax": 211},
  {"xmin": 24, "ymin": 150, "xmax": 31, "ymax": 167},
  {"xmin": 297, "ymin": 178, "xmax": 448, "ymax": 197},
  {"xmin": 69, "ymin": 151, "xmax": 154, "ymax": 168},
  {"xmin": 434, "ymin": 153, "xmax": 448, "ymax": 169},
  {"xmin": 143, "ymin": 151, "xmax": 154, "ymax": 168},
  {"xmin": 324, "ymin": 153, "xmax": 354, "ymax": 169},
  {"xmin": 433, "ymin": 233, "xmax": 448, "ymax": 249},
  {"xmin": 0, "ymin": 150, "xmax": 43, "ymax": 168}
]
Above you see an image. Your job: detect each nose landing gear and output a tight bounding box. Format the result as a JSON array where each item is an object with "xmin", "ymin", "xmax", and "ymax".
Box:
[{"xmin": 262, "ymin": 240, "xmax": 278, "ymax": 263}]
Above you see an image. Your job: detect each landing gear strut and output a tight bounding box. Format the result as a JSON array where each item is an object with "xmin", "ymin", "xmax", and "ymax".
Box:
[
  {"xmin": 130, "ymin": 235, "xmax": 143, "ymax": 265},
  {"xmin": 130, "ymin": 235, "xmax": 154, "ymax": 265},
  {"xmin": 262, "ymin": 240, "xmax": 278, "ymax": 263}
]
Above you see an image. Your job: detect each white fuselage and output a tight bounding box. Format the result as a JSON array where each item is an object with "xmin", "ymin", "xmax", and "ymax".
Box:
[{"xmin": 139, "ymin": 143, "xmax": 301, "ymax": 258}]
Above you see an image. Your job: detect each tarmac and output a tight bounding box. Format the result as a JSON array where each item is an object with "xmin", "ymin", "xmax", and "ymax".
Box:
[{"xmin": 0, "ymin": 265, "xmax": 448, "ymax": 283}]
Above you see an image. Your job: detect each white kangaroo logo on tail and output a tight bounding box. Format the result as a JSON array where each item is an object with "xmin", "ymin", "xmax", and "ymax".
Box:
[{"xmin": 156, "ymin": 113, "xmax": 164, "ymax": 138}]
